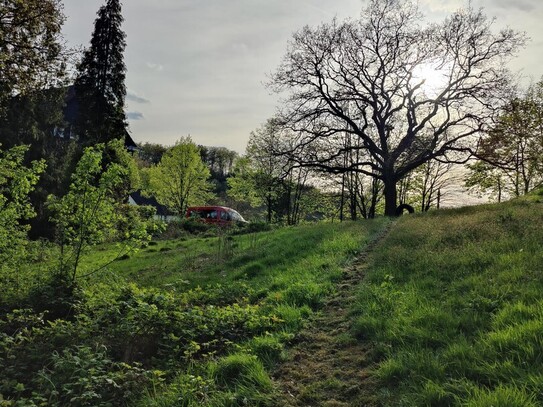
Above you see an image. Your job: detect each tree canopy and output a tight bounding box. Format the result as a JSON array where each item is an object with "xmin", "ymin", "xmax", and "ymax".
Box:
[
  {"xmin": 147, "ymin": 137, "xmax": 213, "ymax": 215},
  {"xmin": 466, "ymin": 79, "xmax": 543, "ymax": 200},
  {"xmin": 74, "ymin": 0, "xmax": 127, "ymax": 144},
  {"xmin": 0, "ymin": 0, "xmax": 66, "ymax": 111},
  {"xmin": 0, "ymin": 145, "xmax": 45, "ymax": 270},
  {"xmin": 269, "ymin": 0, "xmax": 526, "ymax": 215}
]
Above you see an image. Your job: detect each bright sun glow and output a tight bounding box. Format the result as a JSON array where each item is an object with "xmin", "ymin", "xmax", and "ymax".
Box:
[{"xmin": 412, "ymin": 63, "xmax": 450, "ymax": 97}]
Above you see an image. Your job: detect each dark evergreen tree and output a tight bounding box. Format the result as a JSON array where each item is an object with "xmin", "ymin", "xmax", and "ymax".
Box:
[{"xmin": 74, "ymin": 0, "xmax": 127, "ymax": 145}]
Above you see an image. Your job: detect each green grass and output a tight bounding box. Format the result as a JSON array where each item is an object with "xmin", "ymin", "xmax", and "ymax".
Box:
[
  {"xmin": 134, "ymin": 220, "xmax": 388, "ymax": 405},
  {"xmin": 81, "ymin": 220, "xmax": 388, "ymax": 303},
  {"xmin": 1, "ymin": 219, "xmax": 388, "ymax": 406},
  {"xmin": 7, "ymin": 195, "xmax": 542, "ymax": 406},
  {"xmin": 351, "ymin": 199, "xmax": 543, "ymax": 405}
]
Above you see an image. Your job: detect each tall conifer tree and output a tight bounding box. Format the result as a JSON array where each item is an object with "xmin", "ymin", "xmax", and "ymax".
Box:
[{"xmin": 74, "ymin": 0, "xmax": 127, "ymax": 145}]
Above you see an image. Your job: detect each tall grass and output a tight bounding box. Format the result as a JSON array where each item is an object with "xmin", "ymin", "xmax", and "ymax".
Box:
[{"xmin": 351, "ymin": 200, "xmax": 543, "ymax": 405}]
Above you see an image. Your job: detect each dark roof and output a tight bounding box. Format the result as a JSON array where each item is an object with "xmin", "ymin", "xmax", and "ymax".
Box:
[{"xmin": 129, "ymin": 190, "xmax": 172, "ymax": 217}]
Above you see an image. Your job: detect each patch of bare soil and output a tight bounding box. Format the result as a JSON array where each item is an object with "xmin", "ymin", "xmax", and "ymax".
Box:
[{"xmin": 271, "ymin": 222, "xmax": 395, "ymax": 406}]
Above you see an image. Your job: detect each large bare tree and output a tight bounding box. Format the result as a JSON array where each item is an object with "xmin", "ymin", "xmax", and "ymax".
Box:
[{"xmin": 269, "ymin": 0, "xmax": 526, "ymax": 216}]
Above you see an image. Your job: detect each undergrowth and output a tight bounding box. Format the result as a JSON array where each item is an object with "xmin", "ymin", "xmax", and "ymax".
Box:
[{"xmin": 0, "ymin": 219, "xmax": 386, "ymax": 406}]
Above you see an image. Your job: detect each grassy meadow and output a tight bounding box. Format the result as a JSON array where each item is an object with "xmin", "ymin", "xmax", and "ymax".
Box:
[
  {"xmin": 2, "ymin": 191, "xmax": 543, "ymax": 406},
  {"xmin": 351, "ymin": 193, "xmax": 543, "ymax": 405}
]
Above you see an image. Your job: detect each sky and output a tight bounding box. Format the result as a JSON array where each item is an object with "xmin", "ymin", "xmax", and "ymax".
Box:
[{"xmin": 62, "ymin": 0, "xmax": 543, "ymax": 153}]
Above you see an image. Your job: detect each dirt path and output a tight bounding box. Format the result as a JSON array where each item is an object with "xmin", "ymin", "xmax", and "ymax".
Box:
[{"xmin": 271, "ymin": 221, "xmax": 395, "ymax": 407}]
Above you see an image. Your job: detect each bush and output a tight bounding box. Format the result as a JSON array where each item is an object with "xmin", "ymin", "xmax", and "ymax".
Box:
[
  {"xmin": 160, "ymin": 218, "xmax": 213, "ymax": 239},
  {"xmin": 32, "ymin": 345, "xmax": 152, "ymax": 407},
  {"xmin": 27, "ymin": 272, "xmax": 83, "ymax": 321}
]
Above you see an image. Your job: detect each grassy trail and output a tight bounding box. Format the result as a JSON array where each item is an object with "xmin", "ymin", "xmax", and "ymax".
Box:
[{"xmin": 272, "ymin": 220, "xmax": 396, "ymax": 406}]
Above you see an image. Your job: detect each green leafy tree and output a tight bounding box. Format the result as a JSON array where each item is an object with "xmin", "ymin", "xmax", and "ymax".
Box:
[
  {"xmin": 0, "ymin": 0, "xmax": 66, "ymax": 111},
  {"xmin": 465, "ymin": 160, "xmax": 505, "ymax": 202},
  {"xmin": 228, "ymin": 122, "xmax": 288, "ymax": 223},
  {"xmin": 48, "ymin": 142, "xmax": 156, "ymax": 283},
  {"xmin": 0, "ymin": 145, "xmax": 45, "ymax": 270},
  {"xmin": 136, "ymin": 142, "xmax": 167, "ymax": 167},
  {"xmin": 74, "ymin": 0, "xmax": 127, "ymax": 144},
  {"xmin": 147, "ymin": 137, "xmax": 213, "ymax": 215},
  {"xmin": 0, "ymin": 0, "xmax": 72, "ymax": 236},
  {"xmin": 472, "ymin": 82, "xmax": 543, "ymax": 198},
  {"xmin": 199, "ymin": 145, "xmax": 239, "ymax": 198},
  {"xmin": 227, "ymin": 157, "xmax": 262, "ymax": 208},
  {"xmin": 103, "ymin": 138, "xmax": 141, "ymax": 200},
  {"xmin": 0, "ymin": 87, "xmax": 79, "ymax": 238}
]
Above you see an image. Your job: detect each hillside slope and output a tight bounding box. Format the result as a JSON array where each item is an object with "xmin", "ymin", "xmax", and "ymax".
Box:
[
  {"xmin": 2, "ymin": 193, "xmax": 541, "ymax": 406},
  {"xmin": 273, "ymin": 194, "xmax": 543, "ymax": 406}
]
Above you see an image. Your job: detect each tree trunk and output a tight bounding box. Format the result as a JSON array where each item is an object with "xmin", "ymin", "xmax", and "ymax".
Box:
[{"xmin": 383, "ymin": 176, "xmax": 398, "ymax": 217}]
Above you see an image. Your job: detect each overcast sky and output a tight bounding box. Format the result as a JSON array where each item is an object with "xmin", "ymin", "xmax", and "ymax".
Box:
[{"xmin": 62, "ymin": 0, "xmax": 543, "ymax": 153}]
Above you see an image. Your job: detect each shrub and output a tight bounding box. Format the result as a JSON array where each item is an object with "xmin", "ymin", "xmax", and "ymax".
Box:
[
  {"xmin": 33, "ymin": 345, "xmax": 151, "ymax": 407},
  {"xmin": 160, "ymin": 218, "xmax": 212, "ymax": 239},
  {"xmin": 27, "ymin": 272, "xmax": 83, "ymax": 321}
]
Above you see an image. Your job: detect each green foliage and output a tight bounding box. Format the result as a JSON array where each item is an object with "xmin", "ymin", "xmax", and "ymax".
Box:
[
  {"xmin": 227, "ymin": 120, "xmax": 291, "ymax": 223},
  {"xmin": 47, "ymin": 142, "xmax": 158, "ymax": 282},
  {"xmin": 74, "ymin": 0, "xmax": 127, "ymax": 144},
  {"xmin": 227, "ymin": 157, "xmax": 263, "ymax": 208},
  {"xmin": 0, "ymin": 145, "xmax": 45, "ymax": 289},
  {"xmin": 467, "ymin": 79, "xmax": 543, "ymax": 200},
  {"xmin": 136, "ymin": 142, "xmax": 167, "ymax": 166},
  {"xmin": 34, "ymin": 345, "xmax": 151, "ymax": 407},
  {"xmin": 0, "ymin": 0, "xmax": 66, "ymax": 109},
  {"xmin": 1, "ymin": 211, "xmax": 387, "ymax": 405},
  {"xmin": 465, "ymin": 161, "xmax": 506, "ymax": 202},
  {"xmin": 147, "ymin": 137, "xmax": 214, "ymax": 214}
]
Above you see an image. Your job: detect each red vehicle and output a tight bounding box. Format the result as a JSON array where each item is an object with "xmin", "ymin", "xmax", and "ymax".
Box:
[{"xmin": 185, "ymin": 206, "xmax": 247, "ymax": 225}]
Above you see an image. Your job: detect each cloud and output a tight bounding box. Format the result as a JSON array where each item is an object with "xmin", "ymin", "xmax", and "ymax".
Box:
[
  {"xmin": 146, "ymin": 62, "xmax": 164, "ymax": 72},
  {"xmin": 127, "ymin": 111, "xmax": 144, "ymax": 120},
  {"xmin": 492, "ymin": 0, "xmax": 537, "ymax": 12},
  {"xmin": 419, "ymin": 0, "xmax": 463, "ymax": 13},
  {"xmin": 126, "ymin": 91, "xmax": 150, "ymax": 104}
]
